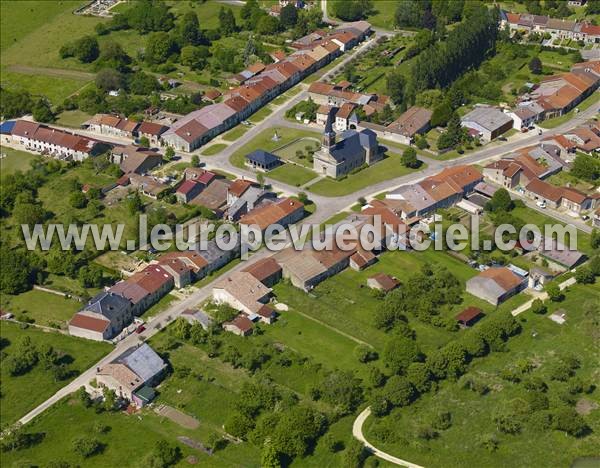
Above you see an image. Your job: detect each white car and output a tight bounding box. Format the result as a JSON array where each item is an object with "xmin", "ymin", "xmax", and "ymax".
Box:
[{"xmin": 536, "ymin": 201, "xmax": 546, "ymax": 209}]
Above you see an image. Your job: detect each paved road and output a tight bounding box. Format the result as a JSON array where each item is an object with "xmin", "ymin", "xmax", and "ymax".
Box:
[
  {"xmin": 353, "ymin": 407, "xmax": 424, "ymax": 468},
  {"xmin": 15, "ymin": 22, "xmax": 599, "ymax": 427}
]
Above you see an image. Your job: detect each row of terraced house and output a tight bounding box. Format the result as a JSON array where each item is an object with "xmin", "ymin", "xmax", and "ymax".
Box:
[{"xmin": 160, "ymin": 21, "xmax": 372, "ymax": 152}]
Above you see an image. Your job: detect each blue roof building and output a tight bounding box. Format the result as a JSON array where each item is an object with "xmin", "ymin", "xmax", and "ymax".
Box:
[
  {"xmin": 245, "ymin": 149, "xmax": 281, "ymax": 172},
  {"xmin": 0, "ymin": 120, "xmax": 16, "ymax": 135}
]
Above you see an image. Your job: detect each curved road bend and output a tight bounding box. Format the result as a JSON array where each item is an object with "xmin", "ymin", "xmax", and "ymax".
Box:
[{"xmin": 353, "ymin": 407, "xmax": 424, "ymax": 468}]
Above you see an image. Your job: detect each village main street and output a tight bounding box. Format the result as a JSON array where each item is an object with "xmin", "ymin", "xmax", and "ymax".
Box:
[{"xmin": 15, "ymin": 12, "xmax": 600, "ymax": 432}]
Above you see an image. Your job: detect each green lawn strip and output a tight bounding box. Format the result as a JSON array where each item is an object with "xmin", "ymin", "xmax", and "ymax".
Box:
[
  {"xmin": 221, "ymin": 125, "xmax": 249, "ymax": 142},
  {"xmin": 0, "ymin": 321, "xmax": 111, "ymax": 425},
  {"xmin": 539, "ymin": 93, "xmax": 600, "ymax": 129},
  {"xmin": 200, "ymin": 143, "xmax": 227, "ymax": 156},
  {"xmin": 248, "ymin": 105, "xmax": 273, "ymax": 124},
  {"xmin": 364, "ymin": 281, "xmax": 600, "ymax": 468},
  {"xmin": 0, "ymin": 146, "xmax": 39, "ymax": 175},
  {"xmin": 0, "ymin": 290, "xmax": 81, "ymax": 328},
  {"xmin": 138, "ymin": 293, "xmax": 178, "ymax": 320},
  {"xmin": 307, "ymin": 154, "xmax": 425, "ymax": 197},
  {"xmin": 267, "ymin": 164, "xmax": 317, "ymax": 187}
]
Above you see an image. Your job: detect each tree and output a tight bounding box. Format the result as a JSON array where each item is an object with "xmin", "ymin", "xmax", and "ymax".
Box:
[
  {"xmin": 318, "ymin": 370, "xmax": 363, "ymax": 414},
  {"xmin": 72, "ymin": 437, "xmax": 103, "ymax": 458},
  {"xmin": 430, "ymin": 100, "xmax": 453, "ymax": 127},
  {"xmin": 354, "ymin": 344, "xmax": 378, "ymax": 363},
  {"xmin": 78, "ymin": 265, "xmax": 104, "ymax": 288},
  {"xmin": 331, "ymin": 0, "xmax": 373, "ymax": 22},
  {"xmin": 386, "ymin": 69, "xmax": 406, "ymax": 106},
  {"xmin": 437, "ymin": 112, "xmax": 465, "ymax": 150},
  {"xmin": 485, "ymin": 188, "xmax": 514, "ymax": 212},
  {"xmin": 127, "ymin": 192, "xmax": 144, "ymax": 215},
  {"xmin": 343, "ymin": 438, "xmax": 367, "ymax": 468},
  {"xmin": 179, "ymin": 11, "xmax": 203, "ymax": 46},
  {"xmin": 575, "ymin": 266, "xmax": 595, "ymax": 284},
  {"xmin": 406, "ymin": 362, "xmax": 433, "ymax": 393},
  {"xmin": 191, "ymin": 155, "xmax": 200, "ymax": 167},
  {"xmin": 0, "ymin": 248, "xmax": 35, "ymax": 294},
  {"xmin": 257, "ymin": 15, "xmax": 280, "ymax": 35},
  {"xmin": 383, "ymin": 375, "xmax": 416, "ymax": 407},
  {"xmin": 553, "ymin": 407, "xmax": 589, "ymax": 437},
  {"xmin": 73, "ymin": 36, "xmax": 100, "ymax": 63},
  {"xmin": 383, "ymin": 336, "xmax": 421, "ymax": 374},
  {"xmin": 261, "ymin": 441, "xmax": 281, "ymax": 468},
  {"xmin": 591, "ymin": 229, "xmax": 600, "ymax": 250},
  {"xmin": 139, "ymin": 136, "xmax": 150, "ymax": 147},
  {"xmin": 545, "ymin": 282, "xmax": 563, "ymax": 301},
  {"xmin": 145, "ymin": 32, "xmax": 177, "ymax": 65},
  {"xmin": 145, "ymin": 440, "xmax": 181, "ymax": 467},
  {"xmin": 164, "ymin": 146, "xmax": 175, "ymax": 161},
  {"xmin": 401, "ymin": 147, "xmax": 420, "ymax": 168},
  {"xmin": 96, "ymin": 40, "xmax": 130, "ymax": 72},
  {"xmin": 528, "ymin": 56, "xmax": 542, "ymax": 75},
  {"xmin": 32, "ymin": 99, "xmax": 55, "ymax": 123},
  {"xmin": 530, "ymin": 298, "xmax": 547, "ymax": 314},
  {"xmin": 270, "ymin": 407, "xmax": 326, "ymax": 459},
  {"xmin": 13, "ymin": 200, "xmax": 46, "ymax": 227},
  {"xmin": 180, "ymin": 45, "xmax": 209, "ymax": 69},
  {"xmin": 224, "ymin": 411, "xmax": 255, "ymax": 439},
  {"xmin": 76, "ymin": 386, "xmax": 93, "ymax": 408},
  {"xmin": 127, "ymin": 0, "xmax": 175, "ymax": 33},
  {"xmin": 0, "ymin": 88, "xmax": 33, "ymax": 118},
  {"xmin": 571, "ymin": 153, "xmax": 600, "ymax": 182},
  {"xmin": 219, "ymin": 7, "xmax": 237, "ymax": 34},
  {"xmin": 129, "ymin": 71, "xmax": 161, "ymax": 95},
  {"xmin": 280, "ymin": 4, "xmax": 299, "ymax": 28},
  {"xmin": 95, "ymin": 69, "xmax": 124, "ymax": 92}
]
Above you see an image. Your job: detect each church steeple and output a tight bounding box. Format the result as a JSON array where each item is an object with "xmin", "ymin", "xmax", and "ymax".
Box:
[{"xmin": 322, "ymin": 111, "xmax": 336, "ymax": 149}]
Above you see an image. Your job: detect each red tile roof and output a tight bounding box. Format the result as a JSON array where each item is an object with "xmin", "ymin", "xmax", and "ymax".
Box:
[
  {"xmin": 69, "ymin": 313, "xmax": 110, "ymax": 333},
  {"xmin": 177, "ymin": 179, "xmax": 200, "ymax": 195},
  {"xmin": 242, "ymin": 257, "xmax": 282, "ymax": 284}
]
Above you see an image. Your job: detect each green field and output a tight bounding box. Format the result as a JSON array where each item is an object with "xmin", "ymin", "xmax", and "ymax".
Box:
[
  {"xmin": 267, "ymin": 163, "xmax": 317, "ymax": 187},
  {"xmin": 0, "ymin": 321, "xmax": 111, "ymax": 425},
  {"xmin": 365, "ymin": 281, "xmax": 600, "ymax": 468},
  {"xmin": 0, "ymin": 290, "xmax": 81, "ymax": 328},
  {"xmin": 221, "ymin": 125, "xmax": 249, "ymax": 142},
  {"xmin": 55, "ymin": 110, "xmax": 93, "ymax": 129},
  {"xmin": 0, "ymin": 146, "xmax": 39, "ymax": 175},
  {"xmin": 307, "ymin": 152, "xmax": 426, "ymax": 197},
  {"xmin": 200, "ymin": 143, "xmax": 228, "ymax": 156}
]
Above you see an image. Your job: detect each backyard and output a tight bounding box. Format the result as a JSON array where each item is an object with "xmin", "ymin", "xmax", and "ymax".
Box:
[
  {"xmin": 0, "ymin": 146, "xmax": 39, "ymax": 175},
  {"xmin": 0, "ymin": 290, "xmax": 82, "ymax": 328},
  {"xmin": 0, "ymin": 321, "xmax": 111, "ymax": 425}
]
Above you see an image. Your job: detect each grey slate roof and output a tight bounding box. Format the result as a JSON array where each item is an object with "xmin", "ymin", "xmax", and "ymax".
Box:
[
  {"xmin": 116, "ymin": 343, "xmax": 166, "ymax": 383},
  {"xmin": 246, "ymin": 150, "xmax": 280, "ymax": 166},
  {"xmin": 329, "ymin": 129, "xmax": 376, "ymax": 162},
  {"xmin": 83, "ymin": 291, "xmax": 131, "ymax": 321}
]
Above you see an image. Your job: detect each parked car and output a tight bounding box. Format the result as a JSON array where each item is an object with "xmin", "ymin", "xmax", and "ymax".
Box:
[
  {"xmin": 536, "ymin": 200, "xmax": 546, "ymax": 209},
  {"xmin": 135, "ymin": 325, "xmax": 146, "ymax": 334}
]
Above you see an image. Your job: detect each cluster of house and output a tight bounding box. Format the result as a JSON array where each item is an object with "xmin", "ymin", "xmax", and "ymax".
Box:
[
  {"xmin": 268, "ymin": 0, "xmax": 309, "ymax": 17},
  {"xmin": 545, "ymin": 120, "xmax": 600, "ymax": 155},
  {"xmin": 160, "ymin": 21, "xmax": 372, "ymax": 152},
  {"xmin": 509, "ymin": 61, "xmax": 600, "ymax": 128},
  {"xmin": 483, "ymin": 142, "xmax": 599, "ymax": 214},
  {"xmin": 83, "ymin": 114, "xmax": 169, "ymax": 147},
  {"xmin": 172, "ymin": 168, "xmax": 305, "ymax": 223},
  {"xmin": 0, "ymin": 119, "xmax": 111, "ymax": 161},
  {"xmin": 95, "ymin": 342, "xmax": 167, "ymax": 408},
  {"xmin": 308, "ymin": 81, "xmax": 435, "ymax": 146},
  {"xmin": 500, "ymin": 10, "xmax": 600, "ymax": 43}
]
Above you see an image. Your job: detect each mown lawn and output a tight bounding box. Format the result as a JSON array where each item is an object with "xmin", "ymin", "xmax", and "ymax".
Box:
[
  {"xmin": 221, "ymin": 125, "xmax": 249, "ymax": 142},
  {"xmin": 0, "ymin": 290, "xmax": 81, "ymax": 328},
  {"xmin": 55, "ymin": 110, "xmax": 93, "ymax": 129},
  {"xmin": 200, "ymin": 143, "xmax": 228, "ymax": 156},
  {"xmin": 364, "ymin": 281, "xmax": 600, "ymax": 468},
  {"xmin": 0, "ymin": 69, "xmax": 90, "ymax": 103},
  {"xmin": 0, "ymin": 146, "xmax": 39, "ymax": 175},
  {"xmin": 0, "ymin": 321, "xmax": 111, "ymax": 425},
  {"xmin": 267, "ymin": 163, "xmax": 317, "ymax": 187},
  {"xmin": 307, "ymin": 153, "xmax": 426, "ymax": 197}
]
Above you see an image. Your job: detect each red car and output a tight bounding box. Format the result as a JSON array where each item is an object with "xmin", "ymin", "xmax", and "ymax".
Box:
[{"xmin": 135, "ymin": 325, "xmax": 146, "ymax": 334}]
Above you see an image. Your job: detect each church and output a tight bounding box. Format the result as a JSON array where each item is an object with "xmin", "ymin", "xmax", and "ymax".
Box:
[{"xmin": 312, "ymin": 113, "xmax": 382, "ymax": 178}]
